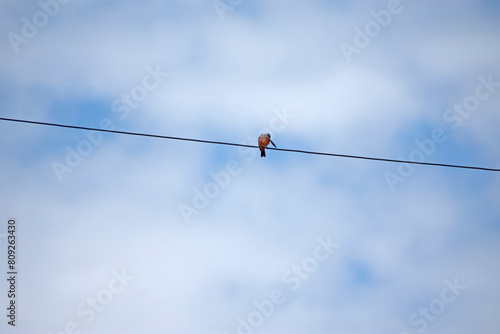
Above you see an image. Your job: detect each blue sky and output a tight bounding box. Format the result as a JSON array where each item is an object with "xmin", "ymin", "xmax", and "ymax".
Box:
[{"xmin": 1, "ymin": 0, "xmax": 500, "ymax": 333}]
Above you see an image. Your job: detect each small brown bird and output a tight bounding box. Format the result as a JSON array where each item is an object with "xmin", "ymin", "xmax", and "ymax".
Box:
[{"xmin": 258, "ymin": 133, "xmax": 276, "ymax": 157}]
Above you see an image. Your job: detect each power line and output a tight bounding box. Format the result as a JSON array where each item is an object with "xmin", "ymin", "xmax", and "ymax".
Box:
[{"xmin": 1, "ymin": 116, "xmax": 499, "ymax": 172}]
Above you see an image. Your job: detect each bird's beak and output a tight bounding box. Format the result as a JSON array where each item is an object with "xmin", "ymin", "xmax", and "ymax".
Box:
[{"xmin": 270, "ymin": 140, "xmax": 276, "ymax": 148}]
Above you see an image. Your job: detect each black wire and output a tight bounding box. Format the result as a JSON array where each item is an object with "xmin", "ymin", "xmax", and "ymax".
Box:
[{"xmin": 1, "ymin": 117, "xmax": 499, "ymax": 172}]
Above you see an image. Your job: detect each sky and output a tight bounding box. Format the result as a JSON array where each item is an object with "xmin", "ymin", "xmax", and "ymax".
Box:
[{"xmin": 1, "ymin": 0, "xmax": 500, "ymax": 333}]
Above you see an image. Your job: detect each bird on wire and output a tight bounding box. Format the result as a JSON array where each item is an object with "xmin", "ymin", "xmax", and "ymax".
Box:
[{"xmin": 258, "ymin": 133, "xmax": 276, "ymax": 157}]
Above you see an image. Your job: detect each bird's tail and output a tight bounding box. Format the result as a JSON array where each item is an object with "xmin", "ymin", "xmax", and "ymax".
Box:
[{"xmin": 260, "ymin": 149, "xmax": 266, "ymax": 157}]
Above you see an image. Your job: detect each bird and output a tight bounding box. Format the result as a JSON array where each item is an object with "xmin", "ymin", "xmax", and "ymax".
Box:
[{"xmin": 258, "ymin": 133, "xmax": 276, "ymax": 157}]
